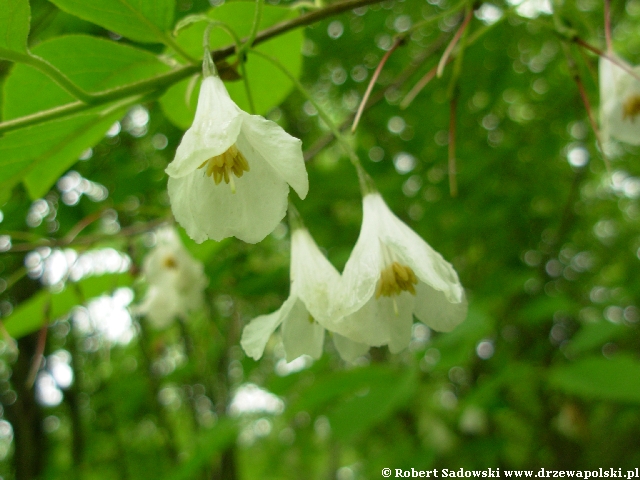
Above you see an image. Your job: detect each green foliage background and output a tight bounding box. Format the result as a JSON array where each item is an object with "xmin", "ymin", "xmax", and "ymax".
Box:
[{"xmin": 0, "ymin": 0, "xmax": 640, "ymax": 478}]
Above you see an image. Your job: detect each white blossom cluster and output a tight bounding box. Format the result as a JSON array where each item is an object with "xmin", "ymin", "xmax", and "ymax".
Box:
[{"xmin": 154, "ymin": 62, "xmax": 468, "ymax": 362}]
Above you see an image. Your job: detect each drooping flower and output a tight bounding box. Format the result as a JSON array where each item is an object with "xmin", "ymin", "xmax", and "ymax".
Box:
[
  {"xmin": 135, "ymin": 226, "xmax": 208, "ymax": 329},
  {"xmin": 241, "ymin": 226, "xmax": 369, "ymax": 363},
  {"xmin": 599, "ymin": 56, "xmax": 640, "ymax": 145},
  {"xmin": 329, "ymin": 193, "xmax": 467, "ymax": 353},
  {"xmin": 166, "ymin": 75, "xmax": 309, "ymax": 244}
]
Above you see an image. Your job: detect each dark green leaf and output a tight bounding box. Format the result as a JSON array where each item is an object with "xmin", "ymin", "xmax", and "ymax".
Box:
[
  {"xmin": 48, "ymin": 0, "xmax": 175, "ymax": 44},
  {"xmin": 0, "ymin": 0, "xmax": 30, "ymax": 55},
  {"xmin": 548, "ymin": 354, "xmax": 640, "ymax": 404},
  {"xmin": 159, "ymin": 3, "xmax": 303, "ymax": 129},
  {"xmin": 4, "ymin": 273, "xmax": 132, "ymax": 339}
]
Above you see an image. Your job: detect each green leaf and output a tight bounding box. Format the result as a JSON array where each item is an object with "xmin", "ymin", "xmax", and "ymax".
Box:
[
  {"xmin": 3, "ymin": 34, "xmax": 172, "ymax": 119},
  {"xmin": 1, "ymin": 35, "xmax": 171, "ymax": 198},
  {"xmin": 0, "ymin": 0, "xmax": 30, "ymax": 55},
  {"xmin": 285, "ymin": 366, "xmax": 412, "ymax": 415},
  {"xmin": 4, "ymin": 273, "xmax": 132, "ymax": 339},
  {"xmin": 0, "ymin": 106, "xmax": 128, "ymax": 200},
  {"xmin": 47, "ymin": 0, "xmax": 175, "ymax": 44},
  {"xmin": 159, "ymin": 3, "xmax": 303, "ymax": 129},
  {"xmin": 328, "ymin": 369, "xmax": 416, "ymax": 441},
  {"xmin": 548, "ymin": 354, "xmax": 640, "ymax": 404},
  {"xmin": 565, "ymin": 321, "xmax": 627, "ymax": 357}
]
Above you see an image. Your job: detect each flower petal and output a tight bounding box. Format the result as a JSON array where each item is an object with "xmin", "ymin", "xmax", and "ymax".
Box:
[
  {"xmin": 290, "ymin": 228, "xmax": 341, "ymax": 324},
  {"xmin": 383, "ymin": 292, "xmax": 415, "ymax": 353},
  {"xmin": 166, "ymin": 76, "xmax": 243, "ymax": 178},
  {"xmin": 332, "ymin": 295, "xmax": 391, "ymax": 347},
  {"xmin": 167, "ymin": 148, "xmax": 289, "ymax": 243},
  {"xmin": 333, "ymin": 205, "xmax": 382, "ymax": 319},
  {"xmin": 281, "ymin": 297, "xmax": 325, "ymax": 362},
  {"xmin": 413, "ymin": 282, "xmax": 468, "ymax": 332},
  {"xmin": 599, "ymin": 56, "xmax": 640, "ymax": 146},
  {"xmin": 241, "ymin": 295, "xmax": 295, "ymax": 360},
  {"xmin": 332, "ymin": 333, "xmax": 369, "ymax": 362},
  {"xmin": 365, "ymin": 193, "xmax": 464, "ymax": 305},
  {"xmin": 240, "ymin": 113, "xmax": 308, "ymax": 199}
]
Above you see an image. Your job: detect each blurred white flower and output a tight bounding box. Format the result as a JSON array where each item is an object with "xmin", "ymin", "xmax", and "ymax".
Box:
[
  {"xmin": 599, "ymin": 56, "xmax": 640, "ymax": 145},
  {"xmin": 166, "ymin": 75, "xmax": 308, "ymax": 244},
  {"xmin": 135, "ymin": 227, "xmax": 207, "ymax": 329},
  {"xmin": 241, "ymin": 226, "xmax": 368, "ymax": 363},
  {"xmin": 330, "ymin": 193, "xmax": 467, "ymax": 353}
]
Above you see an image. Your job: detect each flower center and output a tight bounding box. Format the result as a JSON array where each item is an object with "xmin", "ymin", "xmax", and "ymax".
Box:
[
  {"xmin": 622, "ymin": 95, "xmax": 640, "ymax": 122},
  {"xmin": 198, "ymin": 144, "xmax": 250, "ymax": 193},
  {"xmin": 162, "ymin": 255, "xmax": 178, "ymax": 269},
  {"xmin": 375, "ymin": 243, "xmax": 418, "ymax": 298}
]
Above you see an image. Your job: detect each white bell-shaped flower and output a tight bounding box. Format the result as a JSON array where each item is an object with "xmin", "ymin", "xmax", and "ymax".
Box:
[
  {"xmin": 329, "ymin": 193, "xmax": 467, "ymax": 353},
  {"xmin": 136, "ymin": 226, "xmax": 208, "ymax": 329},
  {"xmin": 166, "ymin": 75, "xmax": 309, "ymax": 244},
  {"xmin": 241, "ymin": 227, "xmax": 369, "ymax": 363},
  {"xmin": 599, "ymin": 56, "xmax": 640, "ymax": 145}
]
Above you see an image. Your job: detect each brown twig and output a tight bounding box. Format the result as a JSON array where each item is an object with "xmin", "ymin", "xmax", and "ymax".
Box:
[
  {"xmin": 351, "ymin": 37, "xmax": 405, "ymax": 133},
  {"xmin": 400, "ymin": 65, "xmax": 438, "ymax": 110},
  {"xmin": 437, "ymin": 8, "xmax": 473, "ymax": 78},
  {"xmin": 0, "ymin": 0, "xmax": 389, "ymax": 135},
  {"xmin": 573, "ymin": 73, "xmax": 610, "ymax": 174},
  {"xmin": 25, "ymin": 305, "xmax": 50, "ymax": 389},
  {"xmin": 4, "ymin": 217, "xmax": 171, "ymax": 253},
  {"xmin": 604, "ymin": 0, "xmax": 612, "ymax": 53},
  {"xmin": 575, "ymin": 38, "xmax": 640, "ymax": 82}
]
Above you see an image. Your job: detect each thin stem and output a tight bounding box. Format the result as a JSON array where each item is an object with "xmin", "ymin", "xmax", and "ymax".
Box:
[
  {"xmin": 7, "ymin": 51, "xmax": 96, "ymax": 103},
  {"xmin": 406, "ymin": 0, "xmax": 468, "ymax": 34},
  {"xmin": 574, "ymin": 73, "xmax": 610, "ymax": 174},
  {"xmin": 208, "ymin": 21, "xmax": 256, "ymax": 114},
  {"xmin": 0, "ymin": 0, "xmax": 387, "ymax": 135},
  {"xmin": 604, "ymin": 0, "xmax": 612, "ymax": 53},
  {"xmin": 162, "ymin": 32, "xmax": 199, "ymax": 65},
  {"xmin": 6, "ymin": 217, "xmax": 170, "ymax": 253},
  {"xmin": 563, "ymin": 44, "xmax": 611, "ymax": 173},
  {"xmin": 351, "ymin": 36, "xmax": 404, "ymax": 133},
  {"xmin": 249, "ymin": 50, "xmax": 361, "ymax": 168},
  {"xmin": 305, "ymin": 35, "xmax": 449, "ymax": 161},
  {"xmin": 575, "ymin": 38, "xmax": 640, "ymax": 82},
  {"xmin": 400, "ymin": 66, "xmax": 437, "ymax": 109},
  {"xmin": 25, "ymin": 313, "xmax": 49, "ymax": 389},
  {"xmin": 447, "ymin": 5, "xmax": 471, "ymax": 100},
  {"xmin": 437, "ymin": 6, "xmax": 473, "ymax": 78},
  {"xmin": 203, "ymin": 23, "xmax": 219, "ymax": 77},
  {"xmin": 240, "ymin": 0, "xmax": 264, "ymax": 56}
]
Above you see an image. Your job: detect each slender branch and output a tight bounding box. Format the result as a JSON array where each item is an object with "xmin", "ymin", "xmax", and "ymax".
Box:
[
  {"xmin": 25, "ymin": 315, "xmax": 49, "ymax": 389},
  {"xmin": 4, "ymin": 218, "xmax": 171, "ymax": 253},
  {"xmin": 305, "ymin": 35, "xmax": 449, "ymax": 161},
  {"xmin": 574, "ymin": 38, "xmax": 640, "ymax": 82},
  {"xmin": 400, "ymin": 66, "xmax": 437, "ymax": 110},
  {"xmin": 240, "ymin": 0, "xmax": 264, "ymax": 57},
  {"xmin": 604, "ymin": 0, "xmax": 612, "ymax": 53},
  {"xmin": 250, "ymin": 50, "xmax": 361, "ymax": 166},
  {"xmin": 351, "ymin": 36, "xmax": 404, "ymax": 133},
  {"xmin": 437, "ymin": 7, "xmax": 472, "ymax": 78},
  {"xmin": 562, "ymin": 44, "xmax": 611, "ymax": 173},
  {"xmin": 0, "ymin": 0, "xmax": 387, "ymax": 135}
]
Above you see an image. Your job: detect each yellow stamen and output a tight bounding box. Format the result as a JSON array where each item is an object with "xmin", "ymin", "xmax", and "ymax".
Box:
[
  {"xmin": 375, "ymin": 261, "xmax": 418, "ymax": 299},
  {"xmin": 197, "ymin": 143, "xmax": 251, "ymax": 193},
  {"xmin": 623, "ymin": 94, "xmax": 640, "ymax": 122},
  {"xmin": 162, "ymin": 255, "xmax": 178, "ymax": 269}
]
